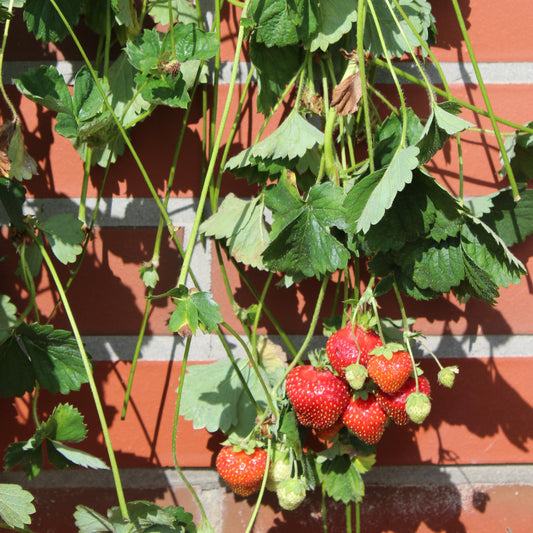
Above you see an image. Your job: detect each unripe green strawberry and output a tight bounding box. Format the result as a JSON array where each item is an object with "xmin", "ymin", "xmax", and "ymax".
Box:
[
  {"xmin": 405, "ymin": 392, "xmax": 432, "ymax": 424},
  {"xmin": 216, "ymin": 445, "xmax": 267, "ymax": 497},
  {"xmin": 276, "ymin": 478, "xmax": 306, "ymax": 511},
  {"xmin": 438, "ymin": 365, "xmax": 458, "ymax": 388},
  {"xmin": 376, "ymin": 376, "xmax": 431, "ymax": 425},
  {"xmin": 266, "ymin": 450, "xmax": 291, "ymax": 491},
  {"xmin": 345, "ymin": 363, "xmax": 368, "ymax": 390}
]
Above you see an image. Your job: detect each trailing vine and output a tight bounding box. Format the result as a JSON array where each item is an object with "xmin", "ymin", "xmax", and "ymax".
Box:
[{"xmin": 1, "ymin": 0, "xmax": 532, "ymax": 532}]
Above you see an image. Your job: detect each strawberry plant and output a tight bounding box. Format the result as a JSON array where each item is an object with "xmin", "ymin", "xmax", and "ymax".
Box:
[{"xmin": 0, "ymin": 0, "xmax": 532, "ymax": 532}]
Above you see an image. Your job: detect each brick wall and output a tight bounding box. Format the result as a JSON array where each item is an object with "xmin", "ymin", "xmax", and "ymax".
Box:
[{"xmin": 1, "ymin": 1, "xmax": 533, "ymax": 532}]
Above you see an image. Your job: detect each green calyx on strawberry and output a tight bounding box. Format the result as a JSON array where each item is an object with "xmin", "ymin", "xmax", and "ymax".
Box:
[
  {"xmin": 215, "ymin": 444, "xmax": 267, "ymax": 497},
  {"xmin": 438, "ymin": 365, "xmax": 459, "ymax": 388},
  {"xmin": 326, "ymin": 323, "xmax": 383, "ymax": 376},
  {"xmin": 342, "ymin": 393, "xmax": 388, "ymax": 445},
  {"xmin": 406, "ymin": 391, "xmax": 432, "ymax": 424},
  {"xmin": 276, "ymin": 477, "xmax": 307, "ymax": 511},
  {"xmin": 367, "ymin": 343, "xmax": 412, "ymax": 393},
  {"xmin": 286, "ymin": 363, "xmax": 351, "ymax": 430},
  {"xmin": 376, "ymin": 375, "xmax": 431, "ymax": 425}
]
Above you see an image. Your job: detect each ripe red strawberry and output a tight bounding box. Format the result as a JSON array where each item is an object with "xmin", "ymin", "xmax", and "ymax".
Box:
[
  {"xmin": 286, "ymin": 365, "xmax": 351, "ymax": 430},
  {"xmin": 376, "ymin": 376, "xmax": 431, "ymax": 425},
  {"xmin": 314, "ymin": 416, "xmax": 344, "ymax": 442},
  {"xmin": 216, "ymin": 445, "xmax": 267, "ymax": 497},
  {"xmin": 367, "ymin": 348, "xmax": 412, "ymax": 393},
  {"xmin": 342, "ymin": 394, "xmax": 388, "ymax": 445},
  {"xmin": 326, "ymin": 324, "xmax": 383, "ymax": 376}
]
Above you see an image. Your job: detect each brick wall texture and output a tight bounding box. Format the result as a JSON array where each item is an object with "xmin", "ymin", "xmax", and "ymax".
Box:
[{"xmin": 1, "ymin": 1, "xmax": 533, "ymax": 532}]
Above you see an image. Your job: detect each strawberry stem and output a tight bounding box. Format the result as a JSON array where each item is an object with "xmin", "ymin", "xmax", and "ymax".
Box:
[
  {"xmin": 244, "ymin": 438, "xmax": 272, "ymax": 533},
  {"xmin": 392, "ymin": 281, "xmax": 419, "ymax": 391}
]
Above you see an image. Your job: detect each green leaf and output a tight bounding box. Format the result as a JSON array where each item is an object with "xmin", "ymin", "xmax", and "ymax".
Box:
[
  {"xmin": 167, "ymin": 23, "xmax": 220, "ymax": 62},
  {"xmin": 39, "ymin": 213, "xmax": 85, "ymax": 264},
  {"xmin": 0, "ymin": 484, "xmax": 35, "ymax": 530},
  {"xmin": 127, "ymin": 28, "xmax": 164, "ymax": 75},
  {"xmin": 417, "ymin": 102, "xmax": 473, "ymax": 164},
  {"xmin": 73, "ymin": 67, "xmax": 104, "ymax": 122},
  {"xmin": 7, "ymin": 122, "xmax": 38, "ymax": 181},
  {"xmin": 179, "ymin": 359, "xmax": 267, "ymax": 437},
  {"xmin": 364, "ymin": 0, "xmax": 435, "ymax": 58},
  {"xmin": 316, "ymin": 455, "xmax": 365, "ymax": 504},
  {"xmin": 40, "ymin": 403, "xmax": 87, "ymax": 442},
  {"xmin": 149, "ymin": 0, "xmax": 198, "ymax": 26},
  {"xmin": 200, "ymin": 194, "xmax": 270, "ymax": 270},
  {"xmin": 0, "ymin": 294, "xmax": 18, "ymax": 345},
  {"xmin": 263, "ymin": 180, "xmax": 349, "ymax": 278},
  {"xmin": 462, "ymin": 252, "xmax": 499, "ymax": 306},
  {"xmin": 395, "ymin": 236, "xmax": 465, "ymax": 293},
  {"xmin": 18, "ymin": 322, "xmax": 90, "ymax": 395},
  {"xmin": 168, "ymin": 288, "xmax": 222, "ymax": 335},
  {"xmin": 111, "ymin": 0, "xmax": 134, "ymax": 27},
  {"xmin": 249, "ymin": 40, "xmax": 302, "ymax": 115},
  {"xmin": 461, "ymin": 215, "xmax": 525, "ymax": 289},
  {"xmin": 480, "ymin": 187, "xmax": 533, "ymax": 247},
  {"xmin": 48, "ymin": 441, "xmax": 109, "ymax": 470},
  {"xmin": 24, "ymin": 0, "xmax": 83, "ymax": 42},
  {"xmin": 108, "ymin": 52, "xmax": 152, "ymax": 127},
  {"xmin": 346, "ymin": 145, "xmax": 420, "ymax": 233},
  {"xmin": 225, "ymin": 112, "xmax": 324, "ymax": 182},
  {"xmin": 15, "ymin": 65, "xmax": 73, "ymax": 115},
  {"xmin": 0, "ymin": 336, "xmax": 35, "ymax": 397},
  {"xmin": 3, "ymin": 441, "xmax": 43, "ymax": 479},
  {"xmin": 138, "ymin": 72, "xmax": 190, "ymax": 108},
  {"xmin": 0, "ymin": 176, "xmax": 26, "ymax": 230},
  {"xmin": 307, "ymin": 0, "xmax": 357, "ymax": 51},
  {"xmin": 499, "ymin": 122, "xmax": 533, "ymax": 182},
  {"xmin": 251, "ymin": 0, "xmax": 318, "ymax": 47},
  {"xmin": 74, "ymin": 505, "xmax": 114, "ymax": 533}
]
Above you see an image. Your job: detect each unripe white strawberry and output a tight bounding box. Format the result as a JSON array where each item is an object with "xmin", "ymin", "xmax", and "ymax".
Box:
[
  {"xmin": 438, "ymin": 365, "xmax": 459, "ymax": 388},
  {"xmin": 276, "ymin": 478, "xmax": 306, "ymax": 510}
]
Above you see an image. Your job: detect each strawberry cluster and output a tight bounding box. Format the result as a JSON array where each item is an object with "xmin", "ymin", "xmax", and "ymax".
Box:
[{"xmin": 286, "ymin": 324, "xmax": 432, "ymax": 446}]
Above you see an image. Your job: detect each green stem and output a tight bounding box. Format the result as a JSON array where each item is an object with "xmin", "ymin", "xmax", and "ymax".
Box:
[
  {"xmin": 321, "ymin": 485, "xmax": 328, "ymax": 532},
  {"xmin": 449, "ymin": 0, "xmax": 519, "ymax": 200},
  {"xmin": 78, "ymin": 147, "xmax": 92, "ymax": 225},
  {"xmin": 346, "ymin": 502, "xmax": 352, "ymax": 533},
  {"xmin": 271, "ymin": 276, "xmax": 329, "ymax": 395},
  {"xmin": 392, "ymin": 281, "xmax": 418, "ymax": 390},
  {"xmin": 215, "ymin": 325, "xmax": 265, "ymax": 415},
  {"xmin": 355, "ymin": 502, "xmax": 361, "ymax": 533},
  {"xmin": 34, "ymin": 238, "xmax": 129, "ymax": 521},
  {"xmin": 244, "ymin": 438, "xmax": 272, "ymax": 533},
  {"xmin": 372, "ymin": 58, "xmax": 533, "ymax": 134},
  {"xmin": 384, "ymin": 0, "xmax": 435, "ymax": 105},
  {"xmin": 177, "ymin": 0, "xmax": 252, "ymax": 287},
  {"xmin": 120, "ymin": 297, "xmax": 151, "ymax": 420},
  {"xmin": 48, "ymin": 0, "xmax": 182, "ymax": 249},
  {"xmin": 0, "ymin": 0, "xmax": 17, "ymax": 120},
  {"xmin": 357, "ymin": 0, "xmax": 374, "ymax": 172},
  {"xmin": 32, "ymin": 384, "xmax": 40, "ymax": 428},
  {"xmin": 231, "ymin": 259, "xmax": 297, "ymax": 358},
  {"xmin": 172, "ymin": 337, "xmax": 212, "ymax": 527},
  {"xmin": 121, "ymin": 67, "xmax": 204, "ymax": 418}
]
